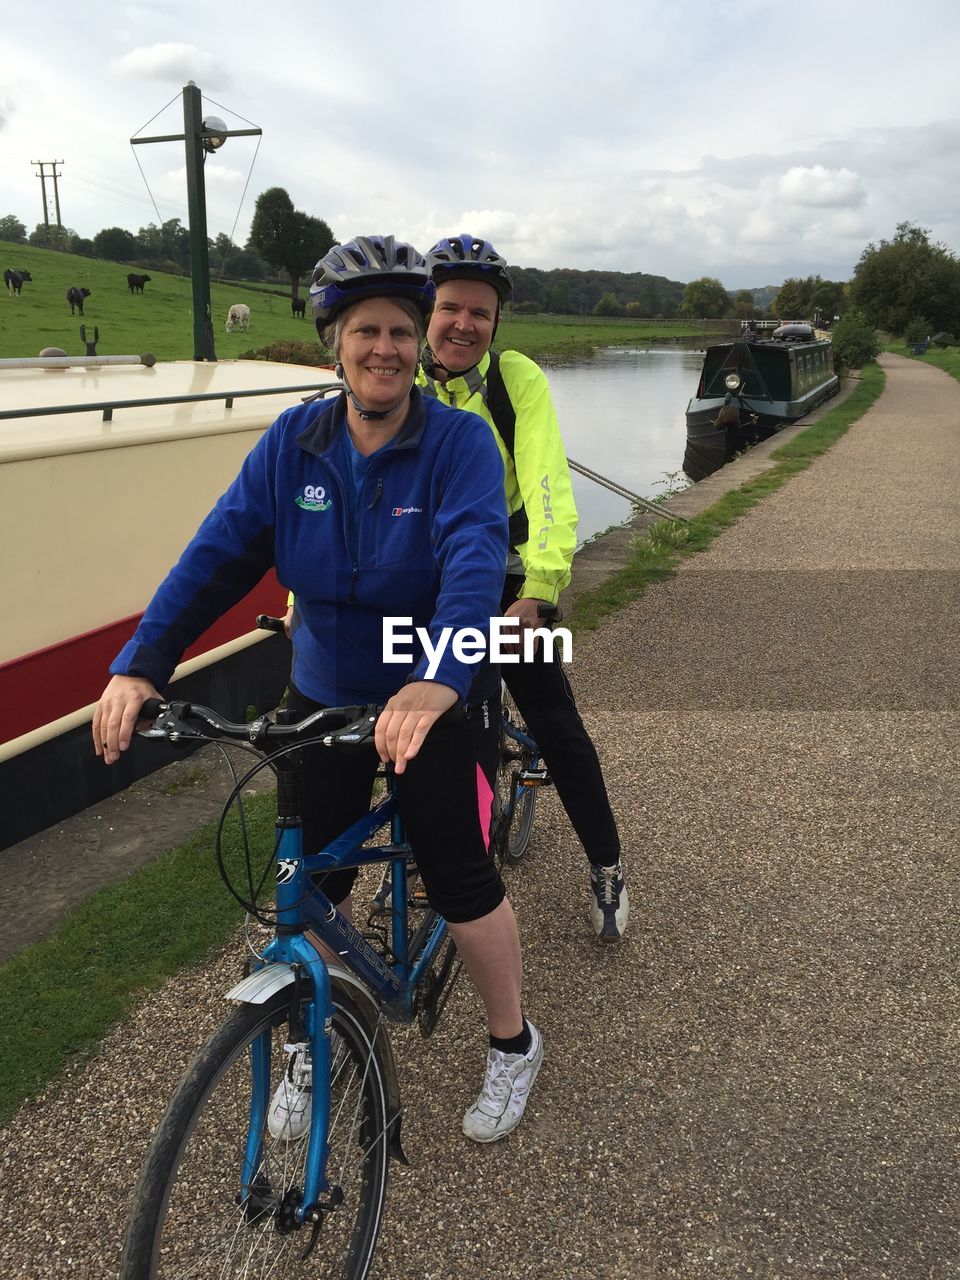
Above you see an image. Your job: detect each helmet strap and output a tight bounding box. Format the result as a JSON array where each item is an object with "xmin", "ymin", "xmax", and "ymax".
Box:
[{"xmin": 336, "ymin": 362, "xmax": 410, "ymax": 422}]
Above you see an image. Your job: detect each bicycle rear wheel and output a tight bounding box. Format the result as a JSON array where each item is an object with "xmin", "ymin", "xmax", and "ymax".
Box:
[
  {"xmin": 120, "ymin": 982, "xmax": 390, "ymax": 1279},
  {"xmin": 496, "ymin": 692, "xmax": 539, "ymax": 865}
]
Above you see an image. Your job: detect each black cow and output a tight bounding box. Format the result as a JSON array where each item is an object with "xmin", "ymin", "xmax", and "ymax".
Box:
[
  {"xmin": 127, "ymin": 273, "xmax": 151, "ymax": 294},
  {"xmin": 4, "ymin": 268, "xmax": 32, "ymax": 295},
  {"xmin": 291, "ymin": 297, "xmax": 306, "ymax": 318},
  {"xmin": 67, "ymin": 286, "xmax": 91, "ymax": 315}
]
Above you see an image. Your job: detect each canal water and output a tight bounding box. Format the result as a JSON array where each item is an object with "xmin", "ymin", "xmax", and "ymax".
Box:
[{"xmin": 544, "ymin": 344, "xmax": 705, "ymax": 545}]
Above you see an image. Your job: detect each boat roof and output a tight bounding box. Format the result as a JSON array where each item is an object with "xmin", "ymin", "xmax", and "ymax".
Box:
[{"xmin": 0, "ymin": 359, "xmax": 341, "ymax": 463}]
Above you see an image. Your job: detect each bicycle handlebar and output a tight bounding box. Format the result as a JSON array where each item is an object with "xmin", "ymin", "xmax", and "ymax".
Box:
[
  {"xmin": 139, "ymin": 698, "xmax": 378, "ymax": 750},
  {"xmin": 255, "ymin": 605, "xmax": 563, "ymax": 635}
]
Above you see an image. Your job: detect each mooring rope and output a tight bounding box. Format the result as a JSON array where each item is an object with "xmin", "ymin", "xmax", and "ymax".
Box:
[{"xmin": 566, "ymin": 457, "xmax": 689, "ymax": 523}]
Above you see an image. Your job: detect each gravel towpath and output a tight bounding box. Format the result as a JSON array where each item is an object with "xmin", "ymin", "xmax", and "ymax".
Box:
[{"xmin": 2, "ymin": 354, "xmax": 958, "ymax": 1279}]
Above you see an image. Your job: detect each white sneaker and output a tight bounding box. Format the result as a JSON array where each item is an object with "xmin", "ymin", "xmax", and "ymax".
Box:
[
  {"xmin": 462, "ymin": 1023, "xmax": 543, "ymax": 1143},
  {"xmin": 590, "ymin": 861, "xmax": 629, "ymax": 941},
  {"xmin": 267, "ymin": 1042, "xmax": 312, "ymax": 1141}
]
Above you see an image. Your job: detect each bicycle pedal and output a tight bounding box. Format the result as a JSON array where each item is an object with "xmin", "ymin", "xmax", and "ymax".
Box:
[{"xmin": 519, "ymin": 768, "xmax": 551, "ymax": 787}]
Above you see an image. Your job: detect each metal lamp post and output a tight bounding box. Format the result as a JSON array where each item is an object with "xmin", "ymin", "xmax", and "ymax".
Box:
[{"xmin": 131, "ymin": 83, "xmax": 261, "ymax": 361}]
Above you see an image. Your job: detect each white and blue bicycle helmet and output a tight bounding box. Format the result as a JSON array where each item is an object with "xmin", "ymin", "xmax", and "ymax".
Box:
[{"xmin": 310, "ymin": 235, "xmax": 435, "ymax": 330}]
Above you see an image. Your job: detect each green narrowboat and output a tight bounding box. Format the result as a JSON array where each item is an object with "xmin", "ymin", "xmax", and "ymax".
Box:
[{"xmin": 683, "ymin": 321, "xmax": 840, "ymax": 481}]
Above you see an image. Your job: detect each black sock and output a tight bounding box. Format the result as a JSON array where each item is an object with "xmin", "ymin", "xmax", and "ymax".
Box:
[{"xmin": 489, "ymin": 1019, "xmax": 532, "ymax": 1056}]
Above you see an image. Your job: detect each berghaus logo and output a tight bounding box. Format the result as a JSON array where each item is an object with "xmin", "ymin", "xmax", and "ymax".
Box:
[{"xmin": 296, "ymin": 484, "xmax": 332, "ymax": 512}]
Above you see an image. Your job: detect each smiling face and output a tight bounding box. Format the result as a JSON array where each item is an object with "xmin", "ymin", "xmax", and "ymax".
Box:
[
  {"xmin": 427, "ymin": 278, "xmax": 499, "ymax": 374},
  {"xmin": 337, "ymin": 296, "xmax": 421, "ymax": 415}
]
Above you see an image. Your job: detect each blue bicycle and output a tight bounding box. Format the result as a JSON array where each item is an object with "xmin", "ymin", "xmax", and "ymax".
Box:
[{"xmin": 120, "ymin": 697, "xmax": 461, "ymax": 1280}]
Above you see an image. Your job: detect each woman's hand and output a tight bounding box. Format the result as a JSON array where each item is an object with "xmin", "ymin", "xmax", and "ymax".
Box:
[
  {"xmin": 93, "ymin": 675, "xmax": 162, "ymax": 764},
  {"xmin": 375, "ymin": 680, "xmax": 458, "ymax": 775}
]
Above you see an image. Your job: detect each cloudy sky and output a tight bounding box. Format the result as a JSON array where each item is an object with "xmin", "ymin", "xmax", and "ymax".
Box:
[{"xmin": 2, "ymin": 0, "xmax": 959, "ymax": 289}]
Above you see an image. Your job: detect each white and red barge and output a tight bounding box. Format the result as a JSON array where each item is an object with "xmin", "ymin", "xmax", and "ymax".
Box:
[{"xmin": 0, "ymin": 356, "xmax": 340, "ymax": 849}]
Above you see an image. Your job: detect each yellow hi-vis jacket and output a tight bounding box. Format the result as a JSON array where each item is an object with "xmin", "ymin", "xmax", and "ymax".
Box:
[{"xmin": 419, "ymin": 350, "xmax": 577, "ymax": 605}]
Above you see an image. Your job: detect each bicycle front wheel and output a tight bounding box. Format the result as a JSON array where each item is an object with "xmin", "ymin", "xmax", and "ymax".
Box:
[{"xmin": 121, "ymin": 982, "xmax": 390, "ymax": 1279}]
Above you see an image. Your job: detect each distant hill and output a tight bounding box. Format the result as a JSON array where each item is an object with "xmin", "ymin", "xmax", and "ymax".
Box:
[{"xmin": 746, "ymin": 285, "xmax": 780, "ymax": 312}]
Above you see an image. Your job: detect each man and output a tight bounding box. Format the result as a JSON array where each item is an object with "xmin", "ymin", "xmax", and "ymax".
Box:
[{"xmin": 421, "ymin": 235, "xmax": 629, "ymax": 941}]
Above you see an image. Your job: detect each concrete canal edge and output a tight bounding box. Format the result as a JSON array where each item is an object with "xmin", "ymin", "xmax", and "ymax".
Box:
[{"xmin": 2, "ymin": 375, "xmax": 864, "ymax": 962}]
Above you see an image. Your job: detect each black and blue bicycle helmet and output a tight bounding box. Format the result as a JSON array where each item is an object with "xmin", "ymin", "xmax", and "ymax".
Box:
[
  {"xmin": 426, "ymin": 235, "xmax": 513, "ymax": 302},
  {"xmin": 310, "ymin": 235, "xmax": 435, "ymax": 329}
]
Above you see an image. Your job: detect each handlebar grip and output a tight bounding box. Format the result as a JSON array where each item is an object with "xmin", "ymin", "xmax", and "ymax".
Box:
[
  {"xmin": 536, "ymin": 603, "xmax": 563, "ymax": 622},
  {"xmin": 140, "ymin": 697, "xmax": 165, "ymax": 719},
  {"xmin": 256, "ymin": 614, "xmax": 287, "ymax": 633}
]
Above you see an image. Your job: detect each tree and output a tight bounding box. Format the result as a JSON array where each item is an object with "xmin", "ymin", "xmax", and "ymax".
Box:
[
  {"xmin": 678, "ymin": 277, "xmax": 730, "ymax": 319},
  {"xmin": 728, "ymin": 289, "xmax": 758, "ymax": 320},
  {"xmin": 903, "ymin": 316, "xmax": 930, "ymax": 346},
  {"xmin": 809, "ymin": 278, "xmax": 845, "ymax": 323},
  {"xmin": 544, "ymin": 278, "xmax": 572, "ymax": 314},
  {"xmin": 830, "ymin": 309, "xmax": 880, "ymax": 371},
  {"xmin": 773, "ymin": 276, "xmax": 813, "ymax": 319},
  {"xmin": 93, "ymin": 226, "xmax": 139, "ymax": 262},
  {"xmin": 773, "ymin": 275, "xmax": 846, "ymax": 323},
  {"xmin": 847, "ymin": 222, "xmax": 960, "ymax": 336},
  {"xmin": 0, "ymin": 214, "xmax": 27, "ymax": 243},
  {"xmin": 28, "ymin": 223, "xmax": 76, "ymax": 251},
  {"xmin": 248, "ymin": 187, "xmax": 334, "ymax": 297},
  {"xmin": 593, "ymin": 291, "xmax": 624, "ymax": 316}
]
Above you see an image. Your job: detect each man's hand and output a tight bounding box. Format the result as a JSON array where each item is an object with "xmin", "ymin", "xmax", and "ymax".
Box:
[
  {"xmin": 93, "ymin": 675, "xmax": 162, "ymax": 763},
  {"xmin": 503, "ymin": 597, "xmax": 552, "ymax": 655},
  {"xmin": 375, "ymin": 681, "xmax": 458, "ymax": 775}
]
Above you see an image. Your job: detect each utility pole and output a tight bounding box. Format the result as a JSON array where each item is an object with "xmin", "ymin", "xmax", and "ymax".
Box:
[
  {"xmin": 32, "ymin": 161, "xmax": 64, "ymax": 241},
  {"xmin": 131, "ymin": 84, "xmax": 261, "ymax": 361}
]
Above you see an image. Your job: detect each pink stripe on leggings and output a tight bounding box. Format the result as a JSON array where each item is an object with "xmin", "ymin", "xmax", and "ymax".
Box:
[{"xmin": 476, "ymin": 764, "xmax": 494, "ymax": 854}]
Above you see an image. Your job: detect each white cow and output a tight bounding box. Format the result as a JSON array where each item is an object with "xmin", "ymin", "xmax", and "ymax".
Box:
[{"xmin": 225, "ymin": 303, "xmax": 250, "ymax": 333}]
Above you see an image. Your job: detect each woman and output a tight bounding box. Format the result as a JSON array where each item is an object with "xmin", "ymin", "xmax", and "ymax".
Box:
[{"xmin": 93, "ymin": 235, "xmax": 542, "ymax": 1144}]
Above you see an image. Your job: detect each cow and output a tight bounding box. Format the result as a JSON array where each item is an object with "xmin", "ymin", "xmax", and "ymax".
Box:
[
  {"xmin": 291, "ymin": 297, "xmax": 306, "ymax": 319},
  {"xmin": 67, "ymin": 286, "xmax": 91, "ymax": 316},
  {"xmin": 4, "ymin": 269, "xmax": 32, "ymax": 296},
  {"xmin": 225, "ymin": 303, "xmax": 250, "ymax": 333},
  {"xmin": 127, "ymin": 273, "xmax": 151, "ymax": 294}
]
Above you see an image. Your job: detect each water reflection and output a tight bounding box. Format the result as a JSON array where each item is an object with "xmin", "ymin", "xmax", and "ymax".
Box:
[{"xmin": 543, "ymin": 346, "xmax": 704, "ymax": 545}]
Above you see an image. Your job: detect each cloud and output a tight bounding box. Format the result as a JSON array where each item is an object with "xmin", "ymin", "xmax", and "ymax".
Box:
[
  {"xmin": 111, "ymin": 43, "xmax": 229, "ymax": 88},
  {"xmin": 167, "ymin": 164, "xmax": 244, "ymax": 187},
  {"xmin": 777, "ymin": 165, "xmax": 866, "ymax": 208}
]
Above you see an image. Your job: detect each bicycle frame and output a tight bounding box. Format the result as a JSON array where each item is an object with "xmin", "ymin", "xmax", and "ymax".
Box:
[
  {"xmin": 499, "ymin": 709, "xmax": 544, "ymax": 813},
  {"xmin": 232, "ymin": 770, "xmax": 448, "ymax": 1217}
]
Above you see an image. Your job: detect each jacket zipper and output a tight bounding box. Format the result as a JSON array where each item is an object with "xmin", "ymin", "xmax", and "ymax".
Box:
[{"xmin": 347, "ymin": 473, "xmax": 384, "ymax": 604}]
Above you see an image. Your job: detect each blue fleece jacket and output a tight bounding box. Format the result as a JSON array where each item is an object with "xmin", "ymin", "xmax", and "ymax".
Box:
[{"xmin": 110, "ymin": 389, "xmax": 508, "ymax": 705}]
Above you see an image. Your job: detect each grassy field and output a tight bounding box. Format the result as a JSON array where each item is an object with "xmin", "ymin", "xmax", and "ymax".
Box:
[
  {"xmin": 0, "ymin": 241, "xmax": 308, "ymax": 362},
  {"xmin": 0, "ymin": 363, "xmax": 886, "ymax": 1123},
  {"xmin": 1, "ymin": 241, "xmax": 721, "ymax": 363}
]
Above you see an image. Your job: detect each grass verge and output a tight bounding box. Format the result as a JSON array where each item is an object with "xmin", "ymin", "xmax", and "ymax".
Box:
[
  {"xmin": 0, "ymin": 362, "xmax": 885, "ymax": 1124},
  {"xmin": 0, "ymin": 793, "xmax": 275, "ymax": 1123}
]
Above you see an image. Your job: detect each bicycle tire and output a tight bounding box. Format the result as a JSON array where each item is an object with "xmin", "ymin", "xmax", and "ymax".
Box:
[
  {"xmin": 120, "ymin": 981, "xmax": 390, "ymax": 1279},
  {"xmin": 496, "ymin": 691, "xmax": 539, "ymax": 865},
  {"xmin": 505, "ymin": 748, "xmax": 538, "ymax": 862}
]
